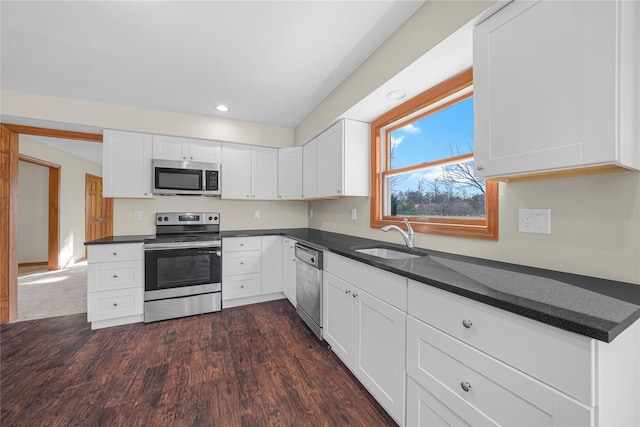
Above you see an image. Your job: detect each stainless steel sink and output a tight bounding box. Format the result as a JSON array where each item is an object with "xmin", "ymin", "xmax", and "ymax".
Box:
[{"xmin": 355, "ymin": 247, "xmax": 422, "ymax": 260}]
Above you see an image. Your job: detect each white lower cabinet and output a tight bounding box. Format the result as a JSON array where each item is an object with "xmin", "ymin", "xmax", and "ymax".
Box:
[
  {"xmin": 407, "ymin": 279, "xmax": 640, "ymax": 427},
  {"xmin": 87, "ymin": 242, "xmax": 144, "ymax": 329},
  {"xmin": 323, "ymin": 272, "xmax": 354, "ymax": 364},
  {"xmin": 222, "ymin": 236, "xmax": 286, "ymax": 308},
  {"xmin": 282, "ymin": 237, "xmax": 297, "ymax": 306},
  {"xmin": 406, "ymin": 316, "xmax": 592, "ymax": 426},
  {"xmin": 261, "ymin": 235, "xmax": 283, "ymax": 294},
  {"xmin": 406, "ymin": 376, "xmax": 495, "ymax": 427},
  {"xmin": 353, "ymin": 287, "xmax": 406, "ymax": 423},
  {"xmin": 323, "ymin": 253, "xmax": 407, "ymax": 426}
]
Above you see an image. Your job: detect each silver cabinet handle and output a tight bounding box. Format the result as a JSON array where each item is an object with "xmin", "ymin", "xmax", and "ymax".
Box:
[
  {"xmin": 461, "ymin": 381, "xmax": 471, "ymax": 392},
  {"xmin": 462, "ymin": 319, "xmax": 473, "ymax": 329}
]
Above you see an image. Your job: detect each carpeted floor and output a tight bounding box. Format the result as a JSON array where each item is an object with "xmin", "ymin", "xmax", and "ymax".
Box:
[{"xmin": 14, "ymin": 263, "xmax": 87, "ymax": 322}]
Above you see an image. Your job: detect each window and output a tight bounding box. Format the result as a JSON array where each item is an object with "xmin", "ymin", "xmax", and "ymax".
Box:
[{"xmin": 370, "ymin": 69, "xmax": 498, "ymax": 239}]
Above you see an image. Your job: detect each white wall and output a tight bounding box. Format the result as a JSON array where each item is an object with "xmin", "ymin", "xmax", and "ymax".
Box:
[
  {"xmin": 309, "ymin": 171, "xmax": 640, "ymax": 284},
  {"xmin": 17, "ymin": 161, "xmax": 49, "ymax": 263},
  {"xmin": 294, "ymin": 0, "xmax": 495, "ymax": 145},
  {"xmin": 1, "ymin": 90, "xmax": 294, "ymax": 148},
  {"xmin": 114, "ymin": 198, "xmax": 308, "ymax": 235},
  {"xmin": 19, "ymin": 135, "xmax": 103, "ymax": 267}
]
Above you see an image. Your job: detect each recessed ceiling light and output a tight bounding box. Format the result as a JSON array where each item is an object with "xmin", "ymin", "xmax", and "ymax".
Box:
[
  {"xmin": 385, "ymin": 90, "xmax": 406, "ymax": 101},
  {"xmin": 216, "ymin": 105, "xmax": 229, "ymax": 112}
]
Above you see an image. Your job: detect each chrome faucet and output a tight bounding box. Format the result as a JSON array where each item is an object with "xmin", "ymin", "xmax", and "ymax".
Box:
[{"xmin": 381, "ymin": 218, "xmax": 414, "ymax": 249}]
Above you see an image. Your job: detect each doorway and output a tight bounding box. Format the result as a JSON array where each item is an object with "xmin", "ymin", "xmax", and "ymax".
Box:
[
  {"xmin": 18, "ymin": 154, "xmax": 60, "ymax": 271},
  {"xmin": 1, "ymin": 124, "xmax": 103, "ymax": 323}
]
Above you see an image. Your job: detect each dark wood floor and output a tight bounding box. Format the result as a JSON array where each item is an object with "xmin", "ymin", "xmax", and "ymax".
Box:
[{"xmin": 1, "ymin": 299, "xmax": 397, "ymax": 427}]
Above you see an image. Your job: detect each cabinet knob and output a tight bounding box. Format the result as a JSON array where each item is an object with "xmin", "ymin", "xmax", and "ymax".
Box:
[
  {"xmin": 246, "ymin": 195, "xmax": 250, "ymax": 198},
  {"xmin": 190, "ymin": 156, "xmax": 193, "ymax": 160},
  {"xmin": 240, "ymin": 243, "xmax": 244, "ymax": 246},
  {"xmin": 240, "ymin": 262, "xmax": 244, "ymax": 265},
  {"xmin": 240, "ymin": 285, "xmax": 244, "ymax": 289},
  {"xmin": 352, "ymin": 293, "xmax": 358, "ymax": 298},
  {"xmin": 183, "ymin": 156, "xmax": 186, "ymax": 160},
  {"xmin": 462, "ymin": 319, "xmax": 473, "ymax": 329},
  {"xmin": 345, "ymin": 289, "xmax": 351, "ymax": 294},
  {"xmin": 113, "ymin": 302, "xmax": 118, "ymax": 307},
  {"xmin": 337, "ymin": 190, "xmax": 341, "ymax": 194},
  {"xmin": 113, "ymin": 274, "xmax": 118, "ymax": 278},
  {"xmin": 461, "ymin": 381, "xmax": 471, "ymax": 392},
  {"xmin": 278, "ymin": 195, "xmax": 282, "ymax": 199},
  {"xmin": 112, "ymin": 252, "xmax": 117, "ymax": 256},
  {"xmin": 476, "ymin": 164, "xmax": 484, "ymax": 171},
  {"xmin": 252, "ymin": 195, "xmax": 255, "ymax": 198}
]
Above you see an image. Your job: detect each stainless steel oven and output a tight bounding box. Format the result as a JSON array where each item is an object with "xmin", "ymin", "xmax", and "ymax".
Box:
[{"xmin": 144, "ymin": 212, "xmax": 222, "ymax": 322}]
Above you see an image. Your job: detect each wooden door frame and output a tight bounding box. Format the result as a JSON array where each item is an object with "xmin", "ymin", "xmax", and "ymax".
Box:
[
  {"xmin": 19, "ymin": 154, "xmax": 61, "ymax": 271},
  {"xmin": 0, "ymin": 124, "xmax": 102, "ymax": 324}
]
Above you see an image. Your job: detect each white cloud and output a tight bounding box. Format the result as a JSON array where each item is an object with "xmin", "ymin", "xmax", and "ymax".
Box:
[
  {"xmin": 401, "ymin": 124, "xmax": 421, "ymax": 134},
  {"xmin": 390, "ymin": 135, "xmax": 405, "ymax": 148}
]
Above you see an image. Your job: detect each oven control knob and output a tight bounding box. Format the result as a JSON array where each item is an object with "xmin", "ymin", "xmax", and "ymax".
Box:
[
  {"xmin": 208, "ymin": 216, "xmax": 213, "ymax": 221},
  {"xmin": 164, "ymin": 216, "xmax": 169, "ymax": 221},
  {"xmin": 157, "ymin": 217, "xmax": 162, "ymax": 221},
  {"xmin": 214, "ymin": 216, "xmax": 218, "ymax": 221}
]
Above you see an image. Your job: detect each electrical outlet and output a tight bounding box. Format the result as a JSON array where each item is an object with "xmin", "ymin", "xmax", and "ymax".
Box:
[
  {"xmin": 309, "ymin": 209, "xmax": 314, "ymax": 218},
  {"xmin": 254, "ymin": 210, "xmax": 261, "ymax": 219},
  {"xmin": 351, "ymin": 209, "xmax": 357, "ymax": 221},
  {"xmin": 133, "ymin": 210, "xmax": 142, "ymax": 221},
  {"xmin": 519, "ymin": 209, "xmax": 551, "ymax": 234}
]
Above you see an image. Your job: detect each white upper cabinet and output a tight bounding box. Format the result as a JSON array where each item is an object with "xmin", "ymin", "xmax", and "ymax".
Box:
[
  {"xmin": 302, "ymin": 138, "xmax": 318, "ymax": 200},
  {"xmin": 103, "ymin": 129, "xmax": 153, "ymax": 198},
  {"xmin": 251, "ymin": 146, "xmax": 278, "ymax": 200},
  {"xmin": 152, "ymin": 135, "xmax": 221, "ymax": 163},
  {"xmin": 221, "ymin": 143, "xmax": 277, "ymax": 200},
  {"xmin": 473, "ymin": 0, "xmax": 639, "ymax": 180},
  {"xmin": 311, "ymin": 119, "xmax": 370, "ymax": 199},
  {"xmin": 277, "ymin": 146, "xmax": 303, "ymax": 200},
  {"xmin": 315, "ymin": 122, "xmax": 343, "ymax": 198}
]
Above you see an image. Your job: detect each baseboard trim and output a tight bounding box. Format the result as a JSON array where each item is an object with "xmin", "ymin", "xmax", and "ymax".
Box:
[{"xmin": 18, "ymin": 261, "xmax": 47, "ymax": 267}]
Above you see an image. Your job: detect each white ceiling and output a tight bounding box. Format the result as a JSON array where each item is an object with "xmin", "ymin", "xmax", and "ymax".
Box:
[{"xmin": 1, "ymin": 0, "xmax": 425, "ymax": 129}]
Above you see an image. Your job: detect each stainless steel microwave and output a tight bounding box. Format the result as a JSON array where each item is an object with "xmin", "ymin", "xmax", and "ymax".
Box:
[{"xmin": 152, "ymin": 159, "xmax": 221, "ymax": 196}]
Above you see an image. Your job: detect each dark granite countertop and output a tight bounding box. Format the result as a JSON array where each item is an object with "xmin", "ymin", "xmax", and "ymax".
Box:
[
  {"xmin": 222, "ymin": 228, "xmax": 640, "ymax": 343},
  {"xmin": 85, "ymin": 228, "xmax": 640, "ymax": 342},
  {"xmin": 84, "ymin": 234, "xmax": 156, "ymax": 245}
]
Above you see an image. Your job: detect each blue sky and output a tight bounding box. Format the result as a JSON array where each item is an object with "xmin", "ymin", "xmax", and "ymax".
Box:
[{"xmin": 390, "ymin": 97, "xmax": 474, "ymax": 170}]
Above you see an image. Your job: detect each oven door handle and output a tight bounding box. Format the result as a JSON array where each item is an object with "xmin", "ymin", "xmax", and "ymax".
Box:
[{"xmin": 144, "ymin": 241, "xmax": 221, "ymax": 251}]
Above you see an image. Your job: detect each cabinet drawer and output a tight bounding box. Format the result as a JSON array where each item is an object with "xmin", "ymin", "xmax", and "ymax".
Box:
[
  {"xmin": 223, "ymin": 237, "xmax": 261, "ymax": 252},
  {"xmin": 88, "ymin": 243, "xmax": 143, "ymax": 263},
  {"xmin": 324, "ymin": 252, "xmax": 407, "ymax": 311},
  {"xmin": 408, "ymin": 281, "xmax": 594, "ymax": 405},
  {"xmin": 88, "ymin": 261, "xmax": 143, "ymax": 292},
  {"xmin": 223, "ymin": 251, "xmax": 260, "ymax": 275},
  {"xmin": 88, "ymin": 287, "xmax": 143, "ymax": 322},
  {"xmin": 222, "ymin": 274, "xmax": 261, "ymax": 300},
  {"xmin": 407, "ymin": 316, "xmax": 593, "ymax": 426}
]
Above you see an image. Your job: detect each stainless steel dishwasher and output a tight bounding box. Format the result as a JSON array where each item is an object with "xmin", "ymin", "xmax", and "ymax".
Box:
[{"xmin": 295, "ymin": 243, "xmax": 323, "ymax": 340}]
